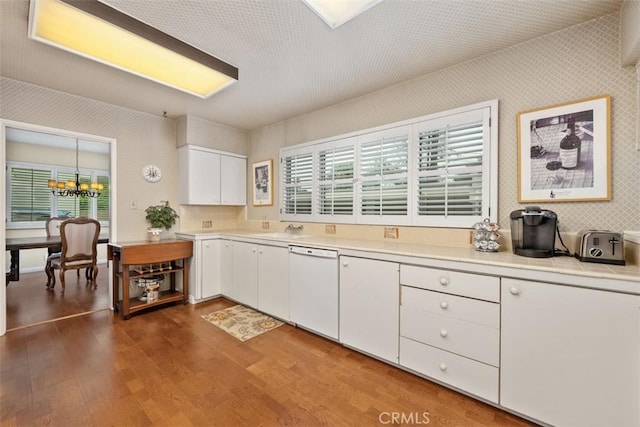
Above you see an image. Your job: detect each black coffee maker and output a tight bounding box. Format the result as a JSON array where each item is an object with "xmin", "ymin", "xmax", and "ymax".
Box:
[{"xmin": 510, "ymin": 206, "xmax": 557, "ymax": 258}]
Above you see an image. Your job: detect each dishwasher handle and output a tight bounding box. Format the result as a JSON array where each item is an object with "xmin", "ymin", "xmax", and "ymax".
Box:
[{"xmin": 289, "ymin": 246, "xmax": 338, "ymax": 259}]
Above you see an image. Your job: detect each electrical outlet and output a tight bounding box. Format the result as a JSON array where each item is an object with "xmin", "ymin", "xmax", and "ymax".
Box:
[
  {"xmin": 262, "ymin": 221, "xmax": 270, "ymax": 229},
  {"xmin": 202, "ymin": 220, "xmax": 212, "ymax": 229},
  {"xmin": 325, "ymin": 224, "xmax": 336, "ymax": 235},
  {"xmin": 384, "ymin": 227, "xmax": 399, "ymax": 239}
]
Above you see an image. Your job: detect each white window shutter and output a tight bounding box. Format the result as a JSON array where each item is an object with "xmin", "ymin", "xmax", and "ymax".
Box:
[
  {"xmin": 317, "ymin": 137, "xmax": 356, "ymax": 222},
  {"xmin": 357, "ymin": 126, "xmax": 411, "ymax": 225},
  {"xmin": 281, "ymin": 150, "xmax": 314, "ymax": 218},
  {"xmin": 413, "ymin": 107, "xmax": 490, "ymax": 227}
]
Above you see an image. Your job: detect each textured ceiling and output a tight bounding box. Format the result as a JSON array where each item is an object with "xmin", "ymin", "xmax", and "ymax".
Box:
[{"xmin": 0, "ymin": 0, "xmax": 623, "ymax": 131}]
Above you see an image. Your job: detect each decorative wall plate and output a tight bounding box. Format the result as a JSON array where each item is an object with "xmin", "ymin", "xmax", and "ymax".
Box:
[{"xmin": 142, "ymin": 164, "xmax": 162, "ymax": 183}]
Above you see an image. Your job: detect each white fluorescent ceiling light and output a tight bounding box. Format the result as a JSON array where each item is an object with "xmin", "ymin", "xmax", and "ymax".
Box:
[
  {"xmin": 302, "ymin": 0, "xmax": 384, "ymax": 29},
  {"xmin": 28, "ymin": 0, "xmax": 238, "ymax": 98}
]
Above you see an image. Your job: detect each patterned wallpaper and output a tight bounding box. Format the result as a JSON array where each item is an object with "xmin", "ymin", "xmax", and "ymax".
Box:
[
  {"xmin": 0, "ymin": 78, "xmax": 179, "ymax": 241},
  {"xmin": 248, "ymin": 12, "xmax": 639, "ymax": 233},
  {"xmin": 1, "ymin": 13, "xmax": 638, "ymax": 236}
]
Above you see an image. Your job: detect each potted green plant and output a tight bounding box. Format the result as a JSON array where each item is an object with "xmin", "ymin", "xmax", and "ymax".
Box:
[{"xmin": 145, "ymin": 201, "xmax": 179, "ymax": 241}]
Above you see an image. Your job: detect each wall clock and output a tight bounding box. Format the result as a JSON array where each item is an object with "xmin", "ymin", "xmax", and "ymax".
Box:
[{"xmin": 142, "ymin": 164, "xmax": 162, "ymax": 183}]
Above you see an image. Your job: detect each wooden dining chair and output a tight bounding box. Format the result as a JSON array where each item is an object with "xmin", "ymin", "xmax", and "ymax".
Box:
[
  {"xmin": 44, "ymin": 216, "xmax": 68, "ymax": 287},
  {"xmin": 48, "ymin": 217, "xmax": 101, "ymax": 295}
]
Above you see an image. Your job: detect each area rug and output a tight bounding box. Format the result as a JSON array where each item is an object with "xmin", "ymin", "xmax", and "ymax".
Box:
[{"xmin": 201, "ymin": 305, "xmax": 284, "ymax": 341}]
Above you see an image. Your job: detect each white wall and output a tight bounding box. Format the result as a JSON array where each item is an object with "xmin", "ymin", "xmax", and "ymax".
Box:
[
  {"xmin": 176, "ymin": 114, "xmax": 248, "ymax": 154},
  {"xmin": 621, "ymin": 0, "xmax": 640, "ymax": 65}
]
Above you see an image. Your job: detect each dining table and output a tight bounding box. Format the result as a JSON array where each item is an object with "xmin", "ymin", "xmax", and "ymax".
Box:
[{"xmin": 5, "ymin": 234, "xmax": 109, "ymax": 285}]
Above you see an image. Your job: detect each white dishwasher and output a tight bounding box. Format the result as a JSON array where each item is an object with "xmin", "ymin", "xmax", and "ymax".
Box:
[{"xmin": 289, "ymin": 245, "xmax": 339, "ymax": 340}]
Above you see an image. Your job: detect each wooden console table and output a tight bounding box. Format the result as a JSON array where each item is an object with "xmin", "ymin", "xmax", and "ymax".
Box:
[{"xmin": 108, "ymin": 239, "xmax": 193, "ymax": 319}]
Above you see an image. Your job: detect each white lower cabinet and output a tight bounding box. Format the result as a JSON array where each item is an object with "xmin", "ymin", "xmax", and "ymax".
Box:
[
  {"xmin": 232, "ymin": 241, "xmax": 258, "ymax": 307},
  {"xmin": 399, "ymin": 265, "xmax": 500, "ymax": 403},
  {"xmin": 501, "ymin": 278, "xmax": 640, "ymax": 427},
  {"xmin": 400, "ymin": 287, "xmax": 499, "ymax": 366},
  {"xmin": 231, "ymin": 241, "xmax": 289, "ymax": 319},
  {"xmin": 219, "ymin": 240, "xmax": 233, "ymax": 297},
  {"xmin": 200, "ymin": 239, "xmax": 222, "ymax": 300},
  {"xmin": 185, "ymin": 238, "xmax": 222, "ymax": 302},
  {"xmin": 339, "ymin": 256, "xmax": 399, "ymax": 364},
  {"xmin": 400, "ymin": 337, "xmax": 499, "ymax": 403},
  {"xmin": 257, "ymin": 245, "xmax": 289, "ymax": 321}
]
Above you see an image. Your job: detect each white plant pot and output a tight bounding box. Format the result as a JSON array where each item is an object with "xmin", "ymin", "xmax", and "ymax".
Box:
[{"xmin": 147, "ymin": 227, "xmax": 163, "ymax": 242}]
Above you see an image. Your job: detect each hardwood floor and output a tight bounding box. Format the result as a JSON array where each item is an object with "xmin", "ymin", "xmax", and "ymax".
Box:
[
  {"xmin": 5, "ymin": 265, "xmax": 110, "ymax": 330},
  {"xmin": 1, "ymin": 285, "xmax": 535, "ymax": 426}
]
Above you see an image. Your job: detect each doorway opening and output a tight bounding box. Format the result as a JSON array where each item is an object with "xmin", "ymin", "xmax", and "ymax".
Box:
[{"xmin": 1, "ymin": 120, "xmax": 117, "ymax": 334}]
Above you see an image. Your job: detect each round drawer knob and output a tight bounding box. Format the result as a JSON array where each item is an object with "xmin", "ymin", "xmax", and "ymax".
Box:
[
  {"xmin": 440, "ymin": 329, "xmax": 448, "ymax": 338},
  {"xmin": 439, "ymin": 363, "xmax": 447, "ymax": 371},
  {"xmin": 439, "ymin": 277, "xmax": 449, "ymax": 286},
  {"xmin": 342, "ymin": 261, "xmax": 348, "ymax": 267},
  {"xmin": 510, "ymin": 286, "xmax": 521, "ymax": 295},
  {"xmin": 440, "ymin": 301, "xmax": 448, "ymax": 309}
]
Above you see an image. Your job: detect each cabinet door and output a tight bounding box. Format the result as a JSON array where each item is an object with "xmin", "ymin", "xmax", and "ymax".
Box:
[
  {"xmin": 501, "ymin": 279, "xmax": 640, "ymax": 427},
  {"xmin": 231, "ymin": 241, "xmax": 258, "ymax": 307},
  {"xmin": 201, "ymin": 239, "xmax": 221, "ymax": 299},
  {"xmin": 179, "ymin": 148, "xmax": 221, "ymax": 205},
  {"xmin": 220, "ymin": 240, "xmax": 234, "ymax": 297},
  {"xmin": 339, "ymin": 256, "xmax": 399, "ymax": 363},
  {"xmin": 220, "ymin": 155, "xmax": 247, "ymax": 206},
  {"xmin": 257, "ymin": 245, "xmax": 289, "ymax": 320}
]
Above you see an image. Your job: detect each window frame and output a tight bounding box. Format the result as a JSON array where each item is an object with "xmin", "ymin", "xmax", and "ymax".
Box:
[
  {"xmin": 6, "ymin": 160, "xmax": 110, "ymax": 229},
  {"xmin": 279, "ymin": 100, "xmax": 498, "ymax": 227}
]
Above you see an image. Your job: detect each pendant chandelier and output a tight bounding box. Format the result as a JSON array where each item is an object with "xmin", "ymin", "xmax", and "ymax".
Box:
[{"xmin": 47, "ymin": 139, "xmax": 103, "ymax": 198}]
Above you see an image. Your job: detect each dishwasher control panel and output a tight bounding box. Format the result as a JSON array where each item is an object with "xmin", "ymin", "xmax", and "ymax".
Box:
[{"xmin": 289, "ymin": 246, "xmax": 338, "ymax": 258}]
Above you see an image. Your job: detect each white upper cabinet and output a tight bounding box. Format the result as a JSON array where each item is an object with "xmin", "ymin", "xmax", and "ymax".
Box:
[
  {"xmin": 220, "ymin": 155, "xmax": 247, "ymax": 205},
  {"xmin": 179, "ymin": 145, "xmax": 246, "ymax": 205}
]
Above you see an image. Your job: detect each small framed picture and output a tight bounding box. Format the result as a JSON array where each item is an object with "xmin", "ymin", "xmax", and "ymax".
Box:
[
  {"xmin": 517, "ymin": 95, "xmax": 611, "ymax": 202},
  {"xmin": 252, "ymin": 159, "xmax": 273, "ymax": 206}
]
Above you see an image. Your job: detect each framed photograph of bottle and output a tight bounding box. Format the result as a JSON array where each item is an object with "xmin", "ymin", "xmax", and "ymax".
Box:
[{"xmin": 516, "ymin": 94, "xmax": 611, "ymax": 203}]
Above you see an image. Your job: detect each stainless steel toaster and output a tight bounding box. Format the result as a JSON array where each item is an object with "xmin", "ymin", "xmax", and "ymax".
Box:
[{"xmin": 575, "ymin": 230, "xmax": 625, "ymax": 265}]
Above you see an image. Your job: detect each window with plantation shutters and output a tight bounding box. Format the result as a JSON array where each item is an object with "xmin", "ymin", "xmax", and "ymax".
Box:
[
  {"xmin": 281, "ymin": 151, "xmax": 313, "ymax": 216},
  {"xmin": 96, "ymin": 174, "xmax": 110, "ymax": 222},
  {"xmin": 358, "ymin": 127, "xmax": 410, "ymax": 224},
  {"xmin": 279, "ymin": 100, "xmax": 497, "ymax": 228},
  {"xmin": 6, "ymin": 161, "xmax": 110, "ymax": 229},
  {"xmin": 413, "ymin": 107, "xmax": 490, "ymax": 227},
  {"xmin": 9, "ymin": 165, "xmax": 53, "ymax": 223},
  {"xmin": 318, "ymin": 139, "xmax": 355, "ymax": 219}
]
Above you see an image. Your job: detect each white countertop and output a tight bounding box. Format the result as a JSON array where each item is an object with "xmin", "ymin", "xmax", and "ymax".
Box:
[{"xmin": 176, "ymin": 229, "xmax": 640, "ymax": 288}]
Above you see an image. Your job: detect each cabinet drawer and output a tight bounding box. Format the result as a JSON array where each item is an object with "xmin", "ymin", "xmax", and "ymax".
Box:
[
  {"xmin": 401, "ymin": 306, "xmax": 499, "ymax": 366},
  {"xmin": 400, "ymin": 337, "xmax": 498, "ymax": 403},
  {"xmin": 400, "ymin": 265, "xmax": 499, "ymax": 302},
  {"xmin": 401, "ymin": 286, "xmax": 499, "ymax": 328}
]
